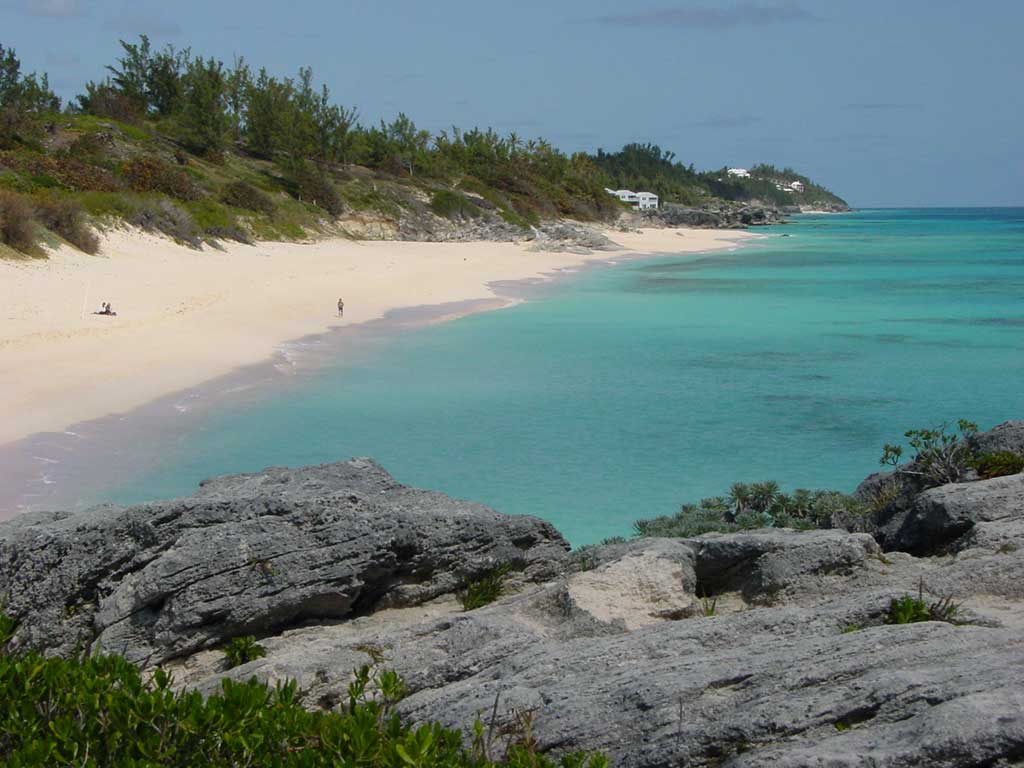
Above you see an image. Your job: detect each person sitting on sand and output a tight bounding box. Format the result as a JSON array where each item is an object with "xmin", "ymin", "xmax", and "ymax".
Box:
[{"xmin": 94, "ymin": 302, "xmax": 117, "ymax": 316}]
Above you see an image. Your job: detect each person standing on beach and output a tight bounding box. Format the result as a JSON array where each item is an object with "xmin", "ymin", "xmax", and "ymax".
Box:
[{"xmin": 337, "ymin": 298, "xmax": 344, "ymax": 317}]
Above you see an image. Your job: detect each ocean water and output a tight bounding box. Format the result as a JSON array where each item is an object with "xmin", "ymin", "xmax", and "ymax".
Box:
[{"xmin": 109, "ymin": 209, "xmax": 1024, "ymax": 545}]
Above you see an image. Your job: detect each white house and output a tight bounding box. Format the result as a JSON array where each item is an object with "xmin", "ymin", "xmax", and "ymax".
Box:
[
  {"xmin": 727, "ymin": 168, "xmax": 751, "ymax": 178},
  {"xmin": 605, "ymin": 188, "xmax": 659, "ymax": 210},
  {"xmin": 789, "ymin": 181, "xmax": 805, "ymax": 192},
  {"xmin": 636, "ymin": 191, "xmax": 659, "ymax": 210}
]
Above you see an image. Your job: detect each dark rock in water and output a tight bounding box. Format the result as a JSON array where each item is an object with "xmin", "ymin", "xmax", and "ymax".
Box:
[{"xmin": 0, "ymin": 459, "xmax": 568, "ymax": 665}]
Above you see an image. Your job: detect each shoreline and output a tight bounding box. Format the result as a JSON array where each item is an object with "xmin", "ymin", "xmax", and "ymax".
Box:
[{"xmin": 0, "ymin": 225, "xmax": 756, "ymax": 516}]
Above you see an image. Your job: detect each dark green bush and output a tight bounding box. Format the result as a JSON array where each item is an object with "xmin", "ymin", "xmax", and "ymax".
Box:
[
  {"xmin": 123, "ymin": 155, "xmax": 200, "ymax": 200},
  {"xmin": 880, "ymin": 420, "xmax": 978, "ymax": 488},
  {"xmin": 221, "ymin": 179, "xmax": 275, "ymax": 214},
  {"xmin": 430, "ymin": 189, "xmax": 480, "ymax": 220},
  {"xmin": 634, "ymin": 481, "xmax": 872, "ymax": 538},
  {"xmin": 0, "ymin": 189, "xmax": 37, "ymax": 252},
  {"xmin": 33, "ymin": 194, "xmax": 100, "ymax": 253},
  {"xmin": 885, "ymin": 582, "xmax": 961, "ymax": 625},
  {"xmin": 0, "ymin": 613, "xmax": 605, "ymax": 767},
  {"xmin": 222, "ymin": 635, "xmax": 267, "ymax": 668},
  {"xmin": 294, "ymin": 169, "xmax": 344, "ymax": 217},
  {"xmin": 460, "ymin": 564, "xmax": 512, "ymax": 611},
  {"xmin": 970, "ymin": 451, "xmax": 1024, "ymax": 479}
]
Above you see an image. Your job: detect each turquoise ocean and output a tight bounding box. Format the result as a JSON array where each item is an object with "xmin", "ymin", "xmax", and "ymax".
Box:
[{"xmin": 109, "ymin": 209, "xmax": 1024, "ymax": 545}]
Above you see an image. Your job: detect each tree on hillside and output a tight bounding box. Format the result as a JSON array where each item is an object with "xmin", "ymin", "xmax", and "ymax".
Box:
[
  {"xmin": 224, "ymin": 57, "xmax": 250, "ymax": 143},
  {"xmin": 182, "ymin": 56, "xmax": 228, "ymax": 157},
  {"xmin": 243, "ymin": 68, "xmax": 295, "ymax": 159},
  {"xmin": 0, "ymin": 43, "xmax": 60, "ymax": 147}
]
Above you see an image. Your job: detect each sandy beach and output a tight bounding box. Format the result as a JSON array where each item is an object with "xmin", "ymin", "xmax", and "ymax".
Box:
[{"xmin": 0, "ymin": 226, "xmax": 753, "ymax": 446}]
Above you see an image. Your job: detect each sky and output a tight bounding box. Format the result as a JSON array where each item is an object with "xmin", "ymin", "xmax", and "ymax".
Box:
[{"xmin": 2, "ymin": 0, "xmax": 1022, "ymax": 207}]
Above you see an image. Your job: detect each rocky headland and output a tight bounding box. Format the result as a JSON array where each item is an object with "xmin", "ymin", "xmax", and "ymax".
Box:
[{"xmin": 2, "ymin": 424, "xmax": 1022, "ymax": 766}]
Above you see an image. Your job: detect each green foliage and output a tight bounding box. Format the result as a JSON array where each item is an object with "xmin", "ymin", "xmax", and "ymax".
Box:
[
  {"xmin": 222, "ymin": 635, "xmax": 267, "ymax": 668},
  {"xmin": 885, "ymin": 594, "xmax": 932, "ymax": 625},
  {"xmin": 221, "ymin": 179, "xmax": 275, "ymax": 213},
  {"xmin": 881, "ymin": 420, "xmax": 979, "ymax": 488},
  {"xmin": 970, "ymin": 451, "xmax": 1024, "ymax": 480},
  {"xmin": 293, "ymin": 167, "xmax": 344, "ymax": 216},
  {"xmin": 181, "ymin": 56, "xmax": 229, "ymax": 157},
  {"xmin": 699, "ymin": 595, "xmax": 718, "ymax": 617},
  {"xmin": 33, "ymin": 193, "xmax": 100, "ymax": 253},
  {"xmin": 0, "ymin": 189, "xmax": 37, "ymax": 252},
  {"xmin": 0, "ymin": 43, "xmax": 60, "ymax": 149},
  {"xmin": 124, "ymin": 155, "xmax": 200, "ymax": 200},
  {"xmin": 634, "ymin": 481, "xmax": 872, "ymax": 538},
  {"xmin": 430, "ymin": 189, "xmax": 481, "ymax": 220},
  {"xmin": 460, "ymin": 564, "xmax": 512, "ymax": 611},
  {"xmin": 0, "ymin": 621, "xmax": 605, "ymax": 767},
  {"xmin": 886, "ymin": 582, "xmax": 962, "ymax": 625},
  {"xmin": 592, "ymin": 143, "xmax": 703, "ymax": 205}
]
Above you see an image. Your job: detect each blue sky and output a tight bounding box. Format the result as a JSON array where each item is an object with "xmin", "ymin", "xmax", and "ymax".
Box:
[{"xmin": 2, "ymin": 0, "xmax": 1022, "ymax": 207}]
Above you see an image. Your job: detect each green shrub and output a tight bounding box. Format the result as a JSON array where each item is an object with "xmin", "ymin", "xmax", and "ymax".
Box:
[
  {"xmin": 221, "ymin": 180, "xmax": 275, "ymax": 214},
  {"xmin": 460, "ymin": 564, "xmax": 512, "ymax": 611},
  {"xmin": 294, "ymin": 169, "xmax": 344, "ymax": 216},
  {"xmin": 880, "ymin": 420, "xmax": 978, "ymax": 488},
  {"xmin": 886, "ymin": 582, "xmax": 961, "ymax": 625},
  {"xmin": 633, "ymin": 481, "xmax": 871, "ymax": 538},
  {"xmin": 0, "ymin": 613, "xmax": 604, "ymax": 767},
  {"xmin": 0, "ymin": 189, "xmax": 38, "ymax": 252},
  {"xmin": 430, "ymin": 189, "xmax": 480, "ymax": 220},
  {"xmin": 885, "ymin": 594, "xmax": 932, "ymax": 625},
  {"xmin": 970, "ymin": 451, "xmax": 1024, "ymax": 479},
  {"xmin": 124, "ymin": 155, "xmax": 200, "ymax": 200},
  {"xmin": 33, "ymin": 194, "xmax": 100, "ymax": 253},
  {"xmin": 222, "ymin": 635, "xmax": 267, "ymax": 668}
]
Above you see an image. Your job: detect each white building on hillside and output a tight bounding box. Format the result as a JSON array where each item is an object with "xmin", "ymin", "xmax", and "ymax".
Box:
[
  {"xmin": 635, "ymin": 191, "xmax": 659, "ymax": 210},
  {"xmin": 605, "ymin": 188, "xmax": 659, "ymax": 210},
  {"xmin": 727, "ymin": 168, "xmax": 751, "ymax": 178},
  {"xmin": 789, "ymin": 181, "xmax": 804, "ymax": 192}
]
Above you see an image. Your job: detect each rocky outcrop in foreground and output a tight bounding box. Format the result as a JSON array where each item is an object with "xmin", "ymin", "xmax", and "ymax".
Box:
[{"xmin": 2, "ymin": 434, "xmax": 1023, "ymax": 766}]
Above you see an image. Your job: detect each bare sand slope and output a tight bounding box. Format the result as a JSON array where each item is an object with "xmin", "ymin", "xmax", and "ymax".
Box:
[{"xmin": 0, "ymin": 226, "xmax": 753, "ymax": 445}]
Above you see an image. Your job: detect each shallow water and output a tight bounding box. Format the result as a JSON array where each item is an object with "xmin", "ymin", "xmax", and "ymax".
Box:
[{"xmin": 107, "ymin": 209, "xmax": 1024, "ymax": 544}]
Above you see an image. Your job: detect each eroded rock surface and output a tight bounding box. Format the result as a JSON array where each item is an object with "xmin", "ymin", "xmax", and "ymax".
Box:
[
  {"xmin": 3, "ymin": 452, "xmax": 1024, "ymax": 766},
  {"xmin": 0, "ymin": 459, "xmax": 568, "ymax": 665}
]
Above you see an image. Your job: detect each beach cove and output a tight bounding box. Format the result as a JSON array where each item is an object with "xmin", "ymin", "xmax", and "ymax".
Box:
[{"xmin": 0, "ymin": 225, "xmax": 754, "ymax": 515}]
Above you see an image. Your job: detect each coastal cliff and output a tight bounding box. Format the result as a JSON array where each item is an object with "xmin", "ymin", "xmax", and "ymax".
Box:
[{"xmin": 2, "ymin": 423, "xmax": 1022, "ymax": 765}]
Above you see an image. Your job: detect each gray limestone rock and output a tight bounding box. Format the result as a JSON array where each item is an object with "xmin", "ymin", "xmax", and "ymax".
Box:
[
  {"xmin": 878, "ymin": 473, "xmax": 1024, "ymax": 555},
  {"xmin": 0, "ymin": 459, "xmax": 569, "ymax": 665},
  {"xmin": 4, "ymin": 455, "xmax": 1024, "ymax": 766}
]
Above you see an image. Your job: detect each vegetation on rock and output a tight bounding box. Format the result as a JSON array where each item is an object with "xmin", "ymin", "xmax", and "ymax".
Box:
[
  {"xmin": 969, "ymin": 450, "xmax": 1024, "ymax": 480},
  {"xmin": 634, "ymin": 481, "xmax": 872, "ymax": 538},
  {"xmin": 0, "ymin": 613, "xmax": 605, "ymax": 767},
  {"xmin": 222, "ymin": 635, "xmax": 267, "ymax": 669},
  {"xmin": 881, "ymin": 420, "xmax": 979, "ymax": 488},
  {"xmin": 885, "ymin": 583, "xmax": 961, "ymax": 625},
  {"xmin": 460, "ymin": 564, "xmax": 512, "ymax": 611}
]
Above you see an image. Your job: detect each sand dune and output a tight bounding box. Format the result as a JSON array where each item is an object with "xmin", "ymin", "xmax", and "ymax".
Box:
[{"xmin": 0, "ymin": 226, "xmax": 753, "ymax": 446}]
